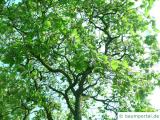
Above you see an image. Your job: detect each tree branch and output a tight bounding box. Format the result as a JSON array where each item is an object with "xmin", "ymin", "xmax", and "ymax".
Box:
[
  {"xmin": 83, "ymin": 78, "xmax": 99, "ymax": 91},
  {"xmin": 47, "ymin": 85, "xmax": 74, "ymax": 114},
  {"xmin": 29, "ymin": 51, "xmax": 73, "ymax": 85}
]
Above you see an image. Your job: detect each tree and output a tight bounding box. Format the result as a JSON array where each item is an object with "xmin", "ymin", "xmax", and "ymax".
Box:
[{"xmin": 0, "ymin": 0, "xmax": 159, "ymax": 119}]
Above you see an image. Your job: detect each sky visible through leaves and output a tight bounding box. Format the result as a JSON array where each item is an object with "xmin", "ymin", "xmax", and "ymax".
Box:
[
  {"xmin": 148, "ymin": 0, "xmax": 160, "ymax": 110},
  {"xmin": 4, "ymin": 0, "xmax": 160, "ymax": 118},
  {"xmin": 29, "ymin": 0, "xmax": 160, "ymax": 116}
]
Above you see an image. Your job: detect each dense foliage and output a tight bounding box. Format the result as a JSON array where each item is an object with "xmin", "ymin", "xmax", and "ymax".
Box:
[{"xmin": 0, "ymin": 0, "xmax": 159, "ymax": 119}]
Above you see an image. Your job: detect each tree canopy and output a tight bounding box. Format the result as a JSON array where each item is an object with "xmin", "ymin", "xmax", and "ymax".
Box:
[{"xmin": 0, "ymin": 0, "xmax": 159, "ymax": 120}]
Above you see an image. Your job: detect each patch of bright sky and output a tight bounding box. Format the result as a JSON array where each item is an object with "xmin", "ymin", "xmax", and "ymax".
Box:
[{"xmin": 147, "ymin": 0, "xmax": 160, "ymax": 110}]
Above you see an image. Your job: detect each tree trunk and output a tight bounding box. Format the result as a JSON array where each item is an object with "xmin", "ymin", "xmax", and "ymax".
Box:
[
  {"xmin": 74, "ymin": 95, "xmax": 82, "ymax": 120},
  {"xmin": 44, "ymin": 107, "xmax": 53, "ymax": 120}
]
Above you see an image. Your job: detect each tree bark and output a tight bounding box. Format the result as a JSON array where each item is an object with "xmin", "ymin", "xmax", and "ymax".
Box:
[
  {"xmin": 74, "ymin": 95, "xmax": 82, "ymax": 120},
  {"xmin": 44, "ymin": 107, "xmax": 53, "ymax": 120}
]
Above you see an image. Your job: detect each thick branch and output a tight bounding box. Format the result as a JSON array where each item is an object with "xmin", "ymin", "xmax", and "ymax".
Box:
[
  {"xmin": 78, "ymin": 66, "xmax": 93, "ymax": 94},
  {"xmin": 44, "ymin": 106, "xmax": 53, "ymax": 120},
  {"xmin": 29, "ymin": 51, "xmax": 73, "ymax": 85},
  {"xmin": 47, "ymin": 85, "xmax": 74, "ymax": 114}
]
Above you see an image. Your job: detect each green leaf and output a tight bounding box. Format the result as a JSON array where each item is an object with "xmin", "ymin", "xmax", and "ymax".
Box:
[
  {"xmin": 128, "ymin": 2, "xmax": 134, "ymax": 6},
  {"xmin": 122, "ymin": 60, "xmax": 128, "ymax": 68},
  {"xmin": 145, "ymin": 35, "xmax": 156, "ymax": 45},
  {"xmin": 44, "ymin": 20, "xmax": 51, "ymax": 28},
  {"xmin": 111, "ymin": 60, "xmax": 119, "ymax": 70}
]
